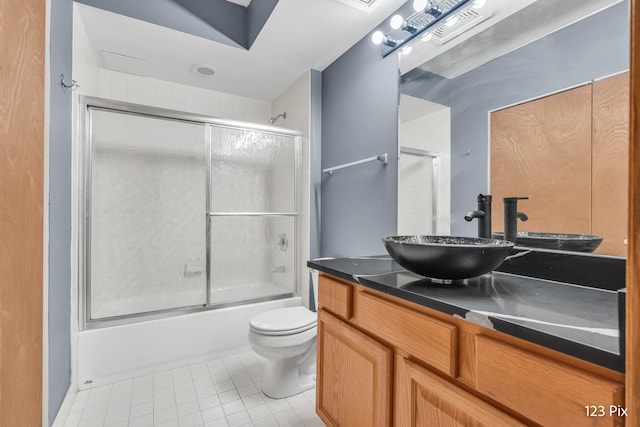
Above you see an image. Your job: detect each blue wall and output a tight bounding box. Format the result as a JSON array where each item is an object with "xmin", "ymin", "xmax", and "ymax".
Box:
[
  {"xmin": 320, "ymin": 35, "xmax": 399, "ymax": 257},
  {"xmin": 49, "ymin": 0, "xmax": 73, "ymax": 423},
  {"xmin": 401, "ymin": 1, "xmax": 630, "ymax": 236}
]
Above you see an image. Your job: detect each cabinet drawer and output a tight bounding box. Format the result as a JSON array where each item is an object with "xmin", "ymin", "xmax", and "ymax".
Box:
[
  {"xmin": 357, "ymin": 291, "xmax": 458, "ymax": 377},
  {"xmin": 318, "ymin": 274, "xmax": 352, "ymax": 319},
  {"xmin": 476, "ymin": 336, "xmax": 625, "ymax": 427}
]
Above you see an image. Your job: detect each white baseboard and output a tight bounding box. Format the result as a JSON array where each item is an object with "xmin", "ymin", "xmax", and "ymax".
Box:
[{"xmin": 51, "ymin": 388, "xmax": 77, "ymax": 427}]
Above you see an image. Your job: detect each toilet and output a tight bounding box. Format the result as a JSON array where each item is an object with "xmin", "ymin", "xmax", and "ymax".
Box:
[{"xmin": 248, "ymin": 272, "xmax": 319, "ymax": 399}]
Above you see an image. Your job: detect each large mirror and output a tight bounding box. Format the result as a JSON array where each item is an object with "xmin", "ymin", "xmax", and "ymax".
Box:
[{"xmin": 396, "ymin": 0, "xmax": 629, "ymax": 256}]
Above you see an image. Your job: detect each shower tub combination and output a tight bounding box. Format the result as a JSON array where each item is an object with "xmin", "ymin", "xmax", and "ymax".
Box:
[{"xmin": 77, "ymin": 98, "xmax": 302, "ymax": 387}]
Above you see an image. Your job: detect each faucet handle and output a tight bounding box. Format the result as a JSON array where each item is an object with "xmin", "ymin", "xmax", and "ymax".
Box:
[
  {"xmin": 503, "ymin": 196, "xmax": 528, "ymax": 203},
  {"xmin": 477, "ymin": 193, "xmax": 492, "ymax": 203}
]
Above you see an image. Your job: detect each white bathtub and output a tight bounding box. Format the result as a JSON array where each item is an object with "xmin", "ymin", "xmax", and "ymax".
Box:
[{"xmin": 77, "ymin": 297, "xmax": 301, "ymax": 389}]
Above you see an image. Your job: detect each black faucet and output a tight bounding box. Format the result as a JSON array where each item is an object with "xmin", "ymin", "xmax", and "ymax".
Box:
[
  {"xmin": 464, "ymin": 194, "xmax": 492, "ymax": 238},
  {"xmin": 503, "ymin": 197, "xmax": 529, "ymax": 244}
]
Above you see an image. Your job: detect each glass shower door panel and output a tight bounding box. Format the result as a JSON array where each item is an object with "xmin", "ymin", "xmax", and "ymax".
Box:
[
  {"xmin": 398, "ymin": 154, "xmax": 436, "ymax": 235},
  {"xmin": 89, "ymin": 109, "xmax": 207, "ymax": 319},
  {"xmin": 209, "ymin": 216, "xmax": 295, "ymax": 305},
  {"xmin": 209, "ymin": 126, "xmax": 297, "ymax": 213}
]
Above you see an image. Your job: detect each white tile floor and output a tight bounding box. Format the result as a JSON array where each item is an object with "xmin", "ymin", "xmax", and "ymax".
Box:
[{"xmin": 61, "ymin": 351, "xmax": 325, "ymax": 427}]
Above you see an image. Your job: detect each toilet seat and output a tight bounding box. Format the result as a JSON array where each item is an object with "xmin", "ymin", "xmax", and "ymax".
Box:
[{"xmin": 250, "ymin": 306, "xmax": 317, "ymax": 336}]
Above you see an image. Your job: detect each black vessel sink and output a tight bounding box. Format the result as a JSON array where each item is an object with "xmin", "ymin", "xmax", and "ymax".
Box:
[
  {"xmin": 382, "ymin": 236, "xmax": 514, "ymax": 280},
  {"xmin": 492, "ymin": 232, "xmax": 603, "ymax": 253}
]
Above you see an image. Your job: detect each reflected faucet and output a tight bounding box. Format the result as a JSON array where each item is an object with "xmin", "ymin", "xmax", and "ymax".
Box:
[
  {"xmin": 503, "ymin": 197, "xmax": 529, "ymax": 244},
  {"xmin": 465, "ymin": 194, "xmax": 492, "ymax": 238}
]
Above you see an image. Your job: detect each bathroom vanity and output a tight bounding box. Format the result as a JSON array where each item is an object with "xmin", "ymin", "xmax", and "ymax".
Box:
[{"xmin": 308, "ymin": 255, "xmax": 625, "ymax": 427}]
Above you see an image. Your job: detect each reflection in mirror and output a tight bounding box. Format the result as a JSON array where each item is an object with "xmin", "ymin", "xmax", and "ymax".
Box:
[
  {"xmin": 397, "ymin": 0, "xmax": 628, "ymax": 256},
  {"xmin": 490, "ymin": 73, "xmax": 628, "ymax": 256},
  {"xmin": 397, "ymin": 95, "xmax": 451, "ymax": 236}
]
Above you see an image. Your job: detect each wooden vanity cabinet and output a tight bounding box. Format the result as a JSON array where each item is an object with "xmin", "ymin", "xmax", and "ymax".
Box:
[
  {"xmin": 316, "ymin": 309, "xmax": 393, "ymax": 427},
  {"xmin": 315, "ymin": 273, "xmax": 625, "ymax": 426},
  {"xmin": 395, "ymin": 356, "xmax": 526, "ymax": 426}
]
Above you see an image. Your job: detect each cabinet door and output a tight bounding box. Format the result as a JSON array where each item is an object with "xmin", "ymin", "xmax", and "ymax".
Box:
[
  {"xmin": 395, "ymin": 356, "xmax": 526, "ymax": 427},
  {"xmin": 317, "ymin": 309, "xmax": 393, "ymax": 427}
]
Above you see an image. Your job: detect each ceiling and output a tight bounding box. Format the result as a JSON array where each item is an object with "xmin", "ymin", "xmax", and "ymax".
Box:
[
  {"xmin": 77, "ymin": 0, "xmax": 406, "ymax": 101},
  {"xmin": 77, "ymin": 0, "xmax": 623, "ymax": 102},
  {"xmin": 399, "ymin": 0, "xmax": 623, "ymax": 77},
  {"xmin": 226, "ymin": 0, "xmax": 252, "ymax": 6}
]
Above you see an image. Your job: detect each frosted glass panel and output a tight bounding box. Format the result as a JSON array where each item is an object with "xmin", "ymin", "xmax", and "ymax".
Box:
[
  {"xmin": 210, "ymin": 127, "xmax": 297, "ymax": 213},
  {"xmin": 210, "ymin": 216, "xmax": 295, "ymax": 305},
  {"xmin": 398, "ymin": 154, "xmax": 436, "ymax": 235},
  {"xmin": 89, "ymin": 109, "xmax": 207, "ymax": 319}
]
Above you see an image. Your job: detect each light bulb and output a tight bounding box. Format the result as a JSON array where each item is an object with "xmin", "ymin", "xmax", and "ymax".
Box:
[
  {"xmin": 413, "ymin": 0, "xmax": 429, "ymax": 12},
  {"xmin": 421, "ymin": 31, "xmax": 432, "ymax": 42},
  {"xmin": 390, "ymin": 15, "xmax": 404, "ymax": 30},
  {"xmin": 472, "ymin": 0, "xmax": 487, "ymax": 8},
  {"xmin": 372, "ymin": 31, "xmax": 384, "ymax": 45},
  {"xmin": 445, "ymin": 16, "xmax": 459, "ymax": 27}
]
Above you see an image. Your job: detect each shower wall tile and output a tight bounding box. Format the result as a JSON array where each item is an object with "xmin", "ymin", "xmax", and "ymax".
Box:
[
  {"xmin": 94, "ymin": 69, "xmax": 271, "ymax": 124},
  {"xmin": 126, "ymin": 74, "xmax": 144, "ymax": 105},
  {"xmin": 398, "ymin": 101, "xmax": 451, "ymax": 235},
  {"xmin": 272, "ymin": 71, "xmax": 312, "ymax": 309},
  {"xmin": 196, "ymin": 91, "xmax": 208, "ymax": 115},
  {"xmin": 156, "ymin": 84, "xmax": 171, "ymax": 110}
]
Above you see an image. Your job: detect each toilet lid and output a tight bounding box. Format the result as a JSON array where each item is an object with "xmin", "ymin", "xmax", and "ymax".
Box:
[{"xmin": 250, "ymin": 306, "xmax": 317, "ymax": 336}]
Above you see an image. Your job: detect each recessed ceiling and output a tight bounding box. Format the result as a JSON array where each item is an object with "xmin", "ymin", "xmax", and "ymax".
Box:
[
  {"xmin": 225, "ymin": 0, "xmax": 252, "ymax": 6},
  {"xmin": 399, "ymin": 0, "xmax": 623, "ymax": 78},
  {"xmin": 76, "ymin": 0, "xmax": 406, "ymax": 101}
]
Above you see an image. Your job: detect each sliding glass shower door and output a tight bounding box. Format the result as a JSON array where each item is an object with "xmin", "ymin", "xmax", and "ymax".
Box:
[
  {"xmin": 84, "ymin": 100, "xmax": 300, "ymax": 326},
  {"xmin": 88, "ymin": 109, "xmax": 207, "ymax": 319},
  {"xmin": 208, "ymin": 126, "xmax": 298, "ymax": 305}
]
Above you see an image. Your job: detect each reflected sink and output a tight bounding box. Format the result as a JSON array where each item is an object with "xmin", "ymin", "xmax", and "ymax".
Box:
[
  {"xmin": 492, "ymin": 232, "xmax": 603, "ymax": 253},
  {"xmin": 382, "ymin": 236, "xmax": 514, "ymax": 280}
]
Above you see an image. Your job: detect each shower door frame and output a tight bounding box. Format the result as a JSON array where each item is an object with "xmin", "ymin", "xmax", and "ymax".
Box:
[{"xmin": 79, "ymin": 96, "xmax": 302, "ymax": 330}]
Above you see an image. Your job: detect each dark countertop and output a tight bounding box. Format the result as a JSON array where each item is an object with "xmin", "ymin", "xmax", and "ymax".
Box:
[{"xmin": 308, "ymin": 256, "xmax": 624, "ymax": 372}]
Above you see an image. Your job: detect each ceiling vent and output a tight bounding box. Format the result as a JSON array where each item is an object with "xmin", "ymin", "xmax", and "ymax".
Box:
[
  {"xmin": 431, "ymin": 7, "xmax": 493, "ymax": 44},
  {"xmin": 100, "ymin": 51, "xmax": 148, "ymax": 76},
  {"xmin": 192, "ymin": 64, "xmax": 216, "ymax": 77},
  {"xmin": 406, "ymin": 2, "xmax": 492, "ymax": 45},
  {"xmin": 430, "ymin": 5, "xmax": 493, "ymax": 45},
  {"xmin": 332, "ymin": 0, "xmax": 379, "ymax": 13}
]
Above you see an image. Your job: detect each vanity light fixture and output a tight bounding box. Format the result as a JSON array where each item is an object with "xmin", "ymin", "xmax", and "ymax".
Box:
[
  {"xmin": 390, "ymin": 14, "xmax": 419, "ymax": 33},
  {"xmin": 372, "ymin": 0, "xmax": 472, "ymax": 57},
  {"xmin": 372, "ymin": 30, "xmax": 398, "ymax": 47},
  {"xmin": 412, "ymin": 0, "xmax": 443, "ymax": 17}
]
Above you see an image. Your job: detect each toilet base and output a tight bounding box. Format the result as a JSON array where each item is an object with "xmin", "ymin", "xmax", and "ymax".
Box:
[{"xmin": 261, "ymin": 358, "xmax": 316, "ymax": 399}]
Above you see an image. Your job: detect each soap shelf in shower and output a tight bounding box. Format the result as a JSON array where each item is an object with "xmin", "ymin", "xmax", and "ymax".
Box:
[{"xmin": 323, "ymin": 153, "xmax": 388, "ymax": 175}]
